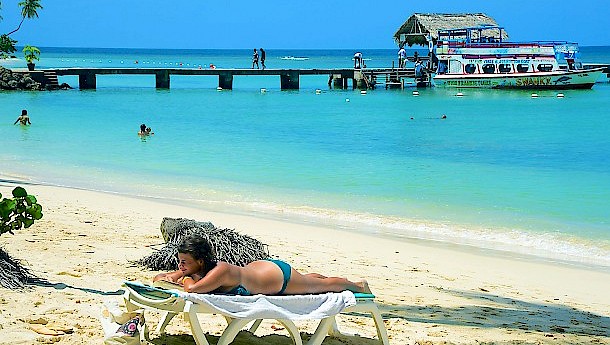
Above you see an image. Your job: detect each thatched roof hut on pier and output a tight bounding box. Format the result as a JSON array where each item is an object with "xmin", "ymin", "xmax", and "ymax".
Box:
[{"xmin": 393, "ymin": 13, "xmax": 509, "ymax": 48}]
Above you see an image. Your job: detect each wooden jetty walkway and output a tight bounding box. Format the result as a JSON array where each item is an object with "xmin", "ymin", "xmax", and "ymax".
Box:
[
  {"xmin": 35, "ymin": 67, "xmax": 417, "ymax": 90},
  {"xmin": 20, "ymin": 63, "xmax": 610, "ymax": 90}
]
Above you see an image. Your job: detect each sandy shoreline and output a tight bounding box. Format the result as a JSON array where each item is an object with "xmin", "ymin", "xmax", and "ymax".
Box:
[{"xmin": 0, "ymin": 182, "xmax": 608, "ymax": 344}]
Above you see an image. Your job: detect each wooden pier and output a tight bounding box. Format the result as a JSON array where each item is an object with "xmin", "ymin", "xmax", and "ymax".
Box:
[
  {"xmin": 22, "ymin": 63, "xmax": 610, "ymax": 90},
  {"xmin": 40, "ymin": 67, "xmax": 356, "ymax": 90},
  {"xmin": 34, "ymin": 67, "xmax": 424, "ymax": 90}
]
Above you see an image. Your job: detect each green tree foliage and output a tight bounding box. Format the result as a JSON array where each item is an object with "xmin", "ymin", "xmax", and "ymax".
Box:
[
  {"xmin": 0, "ymin": 0, "xmax": 43, "ymax": 56},
  {"xmin": 0, "ymin": 34, "xmax": 16, "ymax": 57},
  {"xmin": 22, "ymin": 43, "xmax": 38, "ymax": 62},
  {"xmin": 6, "ymin": 0, "xmax": 43, "ymax": 35},
  {"xmin": 0, "ymin": 186, "xmax": 43, "ymax": 236}
]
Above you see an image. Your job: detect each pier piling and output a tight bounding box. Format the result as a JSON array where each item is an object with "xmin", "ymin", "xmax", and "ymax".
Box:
[
  {"xmin": 79, "ymin": 72, "xmax": 97, "ymax": 89},
  {"xmin": 155, "ymin": 70, "xmax": 170, "ymax": 89}
]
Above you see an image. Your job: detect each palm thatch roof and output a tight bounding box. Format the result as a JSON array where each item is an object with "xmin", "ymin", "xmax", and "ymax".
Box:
[{"xmin": 394, "ymin": 13, "xmax": 509, "ymax": 47}]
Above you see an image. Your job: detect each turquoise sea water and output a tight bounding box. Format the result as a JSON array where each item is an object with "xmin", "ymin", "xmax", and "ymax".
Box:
[{"xmin": 1, "ymin": 47, "xmax": 610, "ymax": 268}]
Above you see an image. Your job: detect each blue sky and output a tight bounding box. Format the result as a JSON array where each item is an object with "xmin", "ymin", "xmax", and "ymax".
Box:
[{"xmin": 1, "ymin": 0, "xmax": 609, "ymax": 49}]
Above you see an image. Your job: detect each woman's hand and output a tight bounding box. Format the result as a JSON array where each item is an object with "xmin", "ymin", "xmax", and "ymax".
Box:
[
  {"xmin": 181, "ymin": 276, "xmax": 196, "ymax": 292},
  {"xmin": 153, "ymin": 270, "xmax": 184, "ymax": 283}
]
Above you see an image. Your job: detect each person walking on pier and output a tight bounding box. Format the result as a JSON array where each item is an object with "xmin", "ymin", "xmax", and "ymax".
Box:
[
  {"xmin": 260, "ymin": 48, "xmax": 266, "ymax": 70},
  {"xmin": 252, "ymin": 48, "xmax": 260, "ymax": 69}
]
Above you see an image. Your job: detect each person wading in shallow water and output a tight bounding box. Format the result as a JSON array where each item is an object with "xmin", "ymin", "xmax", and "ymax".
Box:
[{"xmin": 14, "ymin": 109, "xmax": 31, "ymax": 125}]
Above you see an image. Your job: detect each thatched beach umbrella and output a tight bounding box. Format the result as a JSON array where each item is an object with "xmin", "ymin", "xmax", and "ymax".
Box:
[
  {"xmin": 137, "ymin": 218, "xmax": 271, "ymax": 271},
  {"xmin": 393, "ymin": 13, "xmax": 509, "ymax": 47},
  {"xmin": 0, "ymin": 247, "xmax": 35, "ymax": 289}
]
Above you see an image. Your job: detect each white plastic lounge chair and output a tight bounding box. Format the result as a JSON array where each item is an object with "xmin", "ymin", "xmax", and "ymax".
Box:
[{"xmin": 122, "ymin": 281, "xmax": 390, "ymax": 345}]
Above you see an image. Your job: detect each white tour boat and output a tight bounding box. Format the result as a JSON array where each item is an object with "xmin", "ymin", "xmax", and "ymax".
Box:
[{"xmin": 433, "ymin": 25, "xmax": 604, "ymax": 89}]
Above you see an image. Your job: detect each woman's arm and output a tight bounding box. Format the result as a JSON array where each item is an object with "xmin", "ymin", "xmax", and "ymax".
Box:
[
  {"xmin": 182, "ymin": 262, "xmax": 233, "ymax": 293},
  {"xmin": 153, "ymin": 270, "xmax": 185, "ymax": 283}
]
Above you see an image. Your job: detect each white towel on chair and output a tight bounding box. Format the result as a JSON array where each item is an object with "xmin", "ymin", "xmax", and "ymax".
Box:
[{"xmin": 176, "ymin": 291, "xmax": 357, "ymax": 320}]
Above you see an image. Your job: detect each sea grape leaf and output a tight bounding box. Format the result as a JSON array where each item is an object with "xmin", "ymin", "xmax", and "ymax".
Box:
[
  {"xmin": 12, "ymin": 187, "xmax": 27, "ymax": 198},
  {"xmin": 25, "ymin": 195, "xmax": 37, "ymax": 205}
]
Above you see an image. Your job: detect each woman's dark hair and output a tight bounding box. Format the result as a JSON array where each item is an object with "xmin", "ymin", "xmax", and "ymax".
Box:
[
  {"xmin": 140, "ymin": 123, "xmax": 147, "ymax": 132},
  {"xmin": 22, "ymin": 109, "xmax": 28, "ymax": 115},
  {"xmin": 177, "ymin": 235, "xmax": 217, "ymax": 273}
]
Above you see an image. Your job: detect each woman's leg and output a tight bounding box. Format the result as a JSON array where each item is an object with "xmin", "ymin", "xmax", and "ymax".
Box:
[{"xmin": 283, "ymin": 269, "xmax": 371, "ymax": 295}]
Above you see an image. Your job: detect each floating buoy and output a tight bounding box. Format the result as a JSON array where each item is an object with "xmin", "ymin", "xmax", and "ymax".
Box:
[
  {"xmin": 531, "ymin": 93, "xmax": 539, "ymax": 98},
  {"xmin": 260, "ymin": 88, "xmax": 267, "ymax": 93},
  {"xmin": 217, "ymin": 87, "xmax": 223, "ymax": 91},
  {"xmin": 412, "ymin": 91, "xmax": 419, "ymax": 96},
  {"xmin": 456, "ymin": 92, "xmax": 464, "ymax": 97},
  {"xmin": 360, "ymin": 90, "xmax": 367, "ymax": 95},
  {"xmin": 345, "ymin": 98, "xmax": 350, "ymax": 102},
  {"xmin": 556, "ymin": 93, "xmax": 565, "ymax": 98},
  {"xmin": 315, "ymin": 89, "xmax": 322, "ymax": 94}
]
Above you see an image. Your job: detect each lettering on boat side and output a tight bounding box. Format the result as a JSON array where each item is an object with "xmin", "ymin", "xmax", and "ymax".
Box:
[
  {"xmin": 515, "ymin": 77, "xmax": 553, "ymax": 86},
  {"xmin": 445, "ymin": 80, "xmax": 493, "ymax": 87}
]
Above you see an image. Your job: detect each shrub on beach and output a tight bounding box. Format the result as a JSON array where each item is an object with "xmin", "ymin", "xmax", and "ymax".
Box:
[
  {"xmin": 1, "ymin": 186, "xmax": 43, "ymax": 236},
  {"xmin": 0, "ymin": 186, "xmax": 43, "ymax": 289},
  {"xmin": 136, "ymin": 217, "xmax": 271, "ymax": 271}
]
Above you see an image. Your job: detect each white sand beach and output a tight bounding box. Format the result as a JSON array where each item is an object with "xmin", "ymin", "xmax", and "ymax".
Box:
[{"xmin": 0, "ymin": 182, "xmax": 608, "ymax": 345}]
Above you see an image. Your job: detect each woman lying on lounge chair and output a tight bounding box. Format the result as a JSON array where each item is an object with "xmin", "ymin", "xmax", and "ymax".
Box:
[{"xmin": 153, "ymin": 235, "xmax": 371, "ymax": 296}]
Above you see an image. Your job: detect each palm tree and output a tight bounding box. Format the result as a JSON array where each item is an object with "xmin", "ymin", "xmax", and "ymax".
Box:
[{"xmin": 6, "ymin": 0, "xmax": 43, "ymax": 36}]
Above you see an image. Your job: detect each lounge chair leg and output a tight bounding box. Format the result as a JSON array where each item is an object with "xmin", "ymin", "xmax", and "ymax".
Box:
[
  {"xmin": 369, "ymin": 308, "xmax": 390, "ymax": 345},
  {"xmin": 217, "ymin": 319, "xmax": 252, "ymax": 345},
  {"xmin": 278, "ymin": 319, "xmax": 303, "ymax": 345},
  {"xmin": 185, "ymin": 304, "xmax": 211, "ymax": 345},
  {"xmin": 306, "ymin": 317, "xmax": 335, "ymax": 345},
  {"xmin": 156, "ymin": 311, "xmax": 177, "ymax": 334},
  {"xmin": 139, "ymin": 317, "xmax": 151, "ymax": 343},
  {"xmin": 248, "ymin": 319, "xmax": 263, "ymax": 333},
  {"xmin": 328, "ymin": 317, "xmax": 340, "ymax": 336}
]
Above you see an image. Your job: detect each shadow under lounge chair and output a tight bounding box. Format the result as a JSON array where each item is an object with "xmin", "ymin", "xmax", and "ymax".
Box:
[{"xmin": 122, "ymin": 281, "xmax": 390, "ymax": 345}]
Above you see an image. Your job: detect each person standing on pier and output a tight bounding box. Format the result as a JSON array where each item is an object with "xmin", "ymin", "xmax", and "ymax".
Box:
[
  {"xmin": 354, "ymin": 52, "xmax": 363, "ymax": 69},
  {"xmin": 398, "ymin": 46, "xmax": 406, "ymax": 68},
  {"xmin": 252, "ymin": 48, "xmax": 260, "ymax": 69},
  {"xmin": 260, "ymin": 48, "xmax": 266, "ymax": 70}
]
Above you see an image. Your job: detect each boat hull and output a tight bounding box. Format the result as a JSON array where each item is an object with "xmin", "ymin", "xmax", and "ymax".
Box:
[{"xmin": 433, "ymin": 68, "xmax": 604, "ymax": 89}]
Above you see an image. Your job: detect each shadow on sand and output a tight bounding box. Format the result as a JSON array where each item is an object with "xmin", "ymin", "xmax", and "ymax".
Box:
[
  {"xmin": 27, "ymin": 277, "xmax": 124, "ymax": 296},
  {"xmin": 377, "ymin": 288, "xmax": 609, "ymax": 337},
  {"xmin": 147, "ymin": 330, "xmax": 382, "ymax": 345}
]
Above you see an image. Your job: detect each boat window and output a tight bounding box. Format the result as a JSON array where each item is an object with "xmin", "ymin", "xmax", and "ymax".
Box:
[
  {"xmin": 516, "ymin": 64, "xmax": 529, "ymax": 73},
  {"xmin": 437, "ymin": 60, "xmax": 449, "ymax": 74},
  {"xmin": 482, "ymin": 64, "xmax": 496, "ymax": 74},
  {"xmin": 537, "ymin": 64, "xmax": 553, "ymax": 72},
  {"xmin": 449, "ymin": 60, "xmax": 463, "ymax": 74},
  {"xmin": 464, "ymin": 64, "xmax": 476, "ymax": 74},
  {"xmin": 498, "ymin": 64, "xmax": 512, "ymax": 73}
]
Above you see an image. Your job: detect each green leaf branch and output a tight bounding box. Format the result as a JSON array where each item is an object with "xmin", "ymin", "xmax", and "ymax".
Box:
[{"xmin": 0, "ymin": 186, "xmax": 43, "ymax": 236}]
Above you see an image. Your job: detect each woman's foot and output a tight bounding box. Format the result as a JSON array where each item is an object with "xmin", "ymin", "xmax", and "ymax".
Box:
[{"xmin": 357, "ymin": 279, "xmax": 372, "ymax": 294}]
